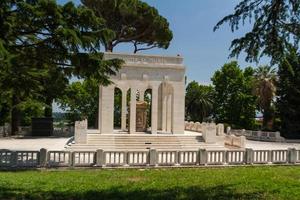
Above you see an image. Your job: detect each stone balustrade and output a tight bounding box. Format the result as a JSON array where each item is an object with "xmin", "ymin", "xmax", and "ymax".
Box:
[
  {"xmin": 2, "ymin": 148, "xmax": 300, "ymax": 169},
  {"xmin": 230, "ymin": 129, "xmax": 285, "ymax": 142}
]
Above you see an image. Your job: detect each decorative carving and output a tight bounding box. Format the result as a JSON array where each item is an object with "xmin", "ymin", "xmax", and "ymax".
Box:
[
  {"xmin": 136, "ymin": 101, "xmax": 148, "ymax": 132},
  {"xmin": 104, "ymin": 53, "xmax": 183, "ymax": 65}
]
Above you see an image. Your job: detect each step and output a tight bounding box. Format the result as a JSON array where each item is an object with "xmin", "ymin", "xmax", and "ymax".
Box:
[{"xmin": 68, "ymin": 134, "xmax": 206, "ymax": 151}]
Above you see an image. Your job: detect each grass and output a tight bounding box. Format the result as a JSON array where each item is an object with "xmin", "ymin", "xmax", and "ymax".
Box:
[{"xmin": 0, "ymin": 166, "xmax": 300, "ymax": 200}]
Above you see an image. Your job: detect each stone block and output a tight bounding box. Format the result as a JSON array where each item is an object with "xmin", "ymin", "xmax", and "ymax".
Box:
[
  {"xmin": 231, "ymin": 135, "xmax": 246, "ymax": 148},
  {"xmin": 191, "ymin": 122, "xmax": 198, "ymax": 131},
  {"xmin": 195, "ymin": 122, "xmax": 202, "ymax": 132},
  {"xmin": 202, "ymin": 123, "xmax": 217, "ymax": 143},
  {"xmin": 74, "ymin": 120, "xmax": 88, "ymax": 144},
  {"xmin": 224, "ymin": 135, "xmax": 232, "ymax": 146}
]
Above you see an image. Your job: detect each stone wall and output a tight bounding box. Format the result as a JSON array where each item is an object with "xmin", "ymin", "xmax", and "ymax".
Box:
[{"xmin": 230, "ymin": 129, "xmax": 285, "ymax": 142}]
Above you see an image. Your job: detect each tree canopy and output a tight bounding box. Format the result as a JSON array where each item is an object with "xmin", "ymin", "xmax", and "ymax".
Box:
[
  {"xmin": 58, "ymin": 79, "xmax": 99, "ymax": 128},
  {"xmin": 0, "ymin": 0, "xmax": 123, "ymax": 134},
  {"xmin": 214, "ymin": 0, "xmax": 300, "ymax": 63},
  {"xmin": 253, "ymin": 65, "xmax": 277, "ymax": 130},
  {"xmin": 185, "ymin": 81, "xmax": 214, "ymax": 123},
  {"xmin": 211, "ymin": 61, "xmax": 257, "ymax": 129},
  {"xmin": 81, "ymin": 0, "xmax": 173, "ymax": 52},
  {"xmin": 277, "ymin": 48, "xmax": 300, "ymax": 138}
]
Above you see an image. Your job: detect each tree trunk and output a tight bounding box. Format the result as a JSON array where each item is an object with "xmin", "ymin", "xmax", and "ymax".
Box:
[
  {"xmin": 44, "ymin": 98, "xmax": 53, "ymax": 117},
  {"xmin": 105, "ymin": 42, "xmax": 114, "ymax": 52},
  {"xmin": 262, "ymin": 107, "xmax": 273, "ymax": 130},
  {"xmin": 11, "ymin": 94, "xmax": 21, "ymax": 136}
]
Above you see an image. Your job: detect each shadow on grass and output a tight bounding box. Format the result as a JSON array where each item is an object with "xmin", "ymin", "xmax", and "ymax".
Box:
[{"xmin": 0, "ymin": 184, "xmax": 270, "ymax": 200}]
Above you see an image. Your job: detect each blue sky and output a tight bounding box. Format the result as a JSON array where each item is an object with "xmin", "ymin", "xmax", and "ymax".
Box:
[{"xmin": 58, "ymin": 0, "xmax": 269, "ymax": 84}]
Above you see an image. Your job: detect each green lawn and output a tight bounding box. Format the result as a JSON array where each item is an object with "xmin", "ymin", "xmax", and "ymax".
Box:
[{"xmin": 0, "ymin": 166, "xmax": 300, "ymax": 200}]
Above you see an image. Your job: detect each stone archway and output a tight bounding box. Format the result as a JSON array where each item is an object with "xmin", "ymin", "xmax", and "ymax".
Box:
[{"xmin": 98, "ymin": 53, "xmax": 185, "ymax": 135}]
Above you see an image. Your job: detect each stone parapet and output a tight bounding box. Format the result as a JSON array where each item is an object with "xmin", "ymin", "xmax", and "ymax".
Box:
[{"xmin": 230, "ymin": 129, "xmax": 285, "ymax": 142}]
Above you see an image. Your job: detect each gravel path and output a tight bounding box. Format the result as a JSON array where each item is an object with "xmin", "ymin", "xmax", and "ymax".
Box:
[
  {"xmin": 1, "ymin": 136, "xmax": 300, "ymax": 151},
  {"xmin": 245, "ymin": 140, "xmax": 300, "ymax": 150},
  {"xmin": 0, "ymin": 137, "xmax": 70, "ymax": 151}
]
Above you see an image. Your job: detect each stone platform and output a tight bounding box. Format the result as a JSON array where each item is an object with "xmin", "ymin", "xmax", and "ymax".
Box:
[{"xmin": 67, "ymin": 132, "xmax": 226, "ymax": 151}]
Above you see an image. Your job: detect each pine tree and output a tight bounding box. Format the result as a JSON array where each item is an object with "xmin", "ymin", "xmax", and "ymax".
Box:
[{"xmin": 82, "ymin": 0, "xmax": 173, "ymax": 52}]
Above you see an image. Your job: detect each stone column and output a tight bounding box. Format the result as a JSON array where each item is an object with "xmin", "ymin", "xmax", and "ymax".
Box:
[
  {"xmin": 129, "ymin": 88, "xmax": 137, "ymax": 134},
  {"xmin": 121, "ymin": 88, "xmax": 127, "ymax": 131},
  {"xmin": 151, "ymin": 85, "xmax": 158, "ymax": 134},
  {"xmin": 161, "ymin": 85, "xmax": 167, "ymax": 132},
  {"xmin": 172, "ymin": 82, "xmax": 185, "ymax": 134},
  {"xmin": 166, "ymin": 94, "xmax": 172, "ymax": 133},
  {"xmin": 99, "ymin": 85, "xmax": 114, "ymax": 134}
]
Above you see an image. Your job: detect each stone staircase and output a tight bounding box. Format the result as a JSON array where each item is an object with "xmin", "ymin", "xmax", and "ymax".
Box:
[{"xmin": 67, "ymin": 134, "xmax": 225, "ymax": 151}]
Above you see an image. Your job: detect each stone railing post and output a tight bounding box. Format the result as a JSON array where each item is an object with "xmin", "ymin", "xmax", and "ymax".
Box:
[
  {"xmin": 124, "ymin": 151, "xmax": 129, "ymax": 167},
  {"xmin": 199, "ymin": 149, "xmax": 207, "ymax": 165},
  {"xmin": 39, "ymin": 148, "xmax": 47, "ymax": 167},
  {"xmin": 288, "ymin": 148, "xmax": 297, "ymax": 164},
  {"xmin": 96, "ymin": 149, "xmax": 105, "ymax": 167},
  {"xmin": 74, "ymin": 119, "xmax": 88, "ymax": 144},
  {"xmin": 149, "ymin": 149, "xmax": 157, "ymax": 166},
  {"xmin": 175, "ymin": 151, "xmax": 180, "ymax": 166},
  {"xmin": 245, "ymin": 148, "xmax": 254, "ymax": 164},
  {"xmin": 69, "ymin": 152, "xmax": 75, "ymax": 167},
  {"xmin": 268, "ymin": 150, "xmax": 272, "ymax": 164},
  {"xmin": 11, "ymin": 151, "xmax": 18, "ymax": 167}
]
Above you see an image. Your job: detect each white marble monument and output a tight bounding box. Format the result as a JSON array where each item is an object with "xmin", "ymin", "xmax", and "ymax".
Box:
[{"xmin": 98, "ymin": 52, "xmax": 186, "ymax": 134}]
